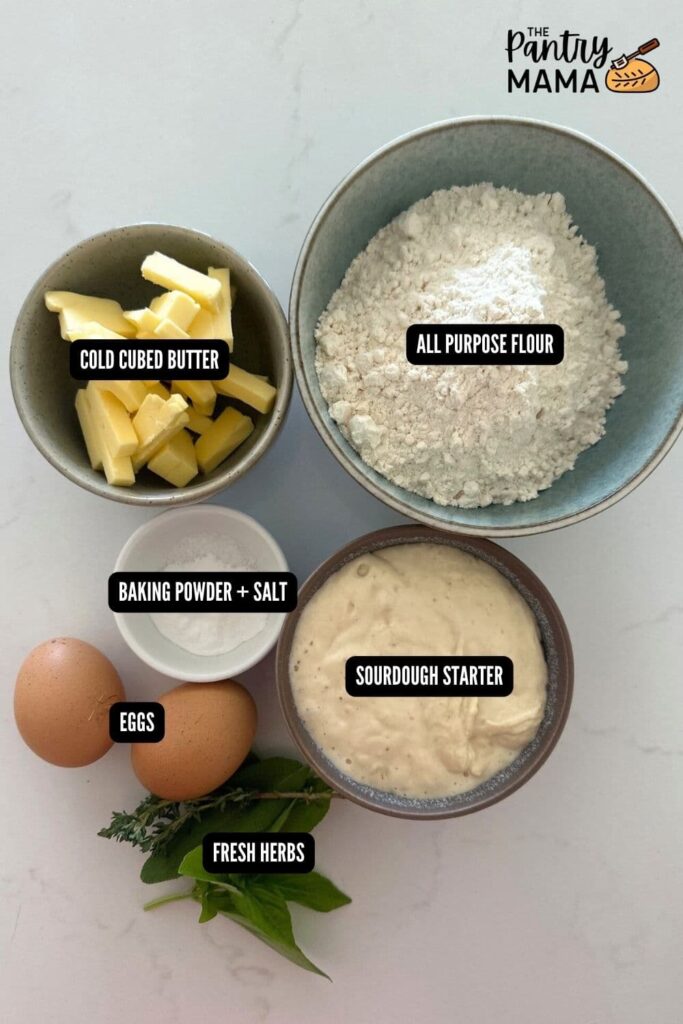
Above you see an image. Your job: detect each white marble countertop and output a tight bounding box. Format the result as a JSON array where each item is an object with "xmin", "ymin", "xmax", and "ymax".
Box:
[{"xmin": 1, "ymin": 2, "xmax": 681, "ymax": 1022}]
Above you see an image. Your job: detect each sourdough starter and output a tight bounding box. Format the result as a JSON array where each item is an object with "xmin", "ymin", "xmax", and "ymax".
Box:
[{"xmin": 290, "ymin": 543, "xmax": 547, "ymax": 799}]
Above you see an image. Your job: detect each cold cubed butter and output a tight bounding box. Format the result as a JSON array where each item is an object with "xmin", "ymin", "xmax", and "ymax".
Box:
[
  {"xmin": 208, "ymin": 267, "xmax": 234, "ymax": 349},
  {"xmin": 132, "ymin": 393, "xmax": 189, "ymax": 471},
  {"xmin": 76, "ymin": 390, "xmax": 134, "ymax": 486},
  {"xmin": 185, "ymin": 406, "xmax": 214, "ymax": 435},
  {"xmin": 91, "ymin": 379, "xmax": 148, "ymax": 413},
  {"xmin": 147, "ymin": 429, "xmax": 198, "ymax": 487},
  {"xmin": 153, "ymin": 317, "xmax": 190, "ymax": 340},
  {"xmin": 45, "ymin": 291, "xmax": 134, "ymax": 338},
  {"xmin": 188, "ymin": 308, "xmax": 216, "ymax": 339},
  {"xmin": 151, "ymin": 290, "xmax": 200, "ymax": 331},
  {"xmin": 124, "ymin": 307, "xmax": 162, "ymax": 334},
  {"xmin": 66, "ymin": 322, "xmax": 127, "ymax": 342},
  {"xmin": 145, "ymin": 381, "xmax": 171, "ymax": 401},
  {"xmin": 195, "ymin": 407, "xmax": 254, "ymax": 473},
  {"xmin": 86, "ymin": 382, "xmax": 138, "ymax": 457},
  {"xmin": 74, "ymin": 389, "xmax": 103, "ymax": 471},
  {"xmin": 213, "ymin": 363, "xmax": 277, "ymax": 414},
  {"xmin": 141, "ymin": 252, "xmax": 221, "ymax": 311},
  {"xmin": 173, "ymin": 380, "xmax": 216, "ymax": 416}
]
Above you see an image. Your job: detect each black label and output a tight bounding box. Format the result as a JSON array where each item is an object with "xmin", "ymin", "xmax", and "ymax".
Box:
[
  {"xmin": 406, "ymin": 324, "xmax": 564, "ymax": 365},
  {"xmin": 109, "ymin": 702, "xmax": 165, "ymax": 742},
  {"xmin": 108, "ymin": 571, "xmax": 297, "ymax": 612},
  {"xmin": 202, "ymin": 833, "xmax": 315, "ymax": 874},
  {"xmin": 345, "ymin": 656, "xmax": 513, "ymax": 696},
  {"xmin": 69, "ymin": 339, "xmax": 229, "ymax": 380}
]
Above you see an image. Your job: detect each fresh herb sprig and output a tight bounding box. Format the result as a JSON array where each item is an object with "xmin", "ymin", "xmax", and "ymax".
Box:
[
  {"xmin": 99, "ymin": 754, "xmax": 350, "ymax": 977},
  {"xmin": 99, "ymin": 779, "xmax": 337, "ymax": 856}
]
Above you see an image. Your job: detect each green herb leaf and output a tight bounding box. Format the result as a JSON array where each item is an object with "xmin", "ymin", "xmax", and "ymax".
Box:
[
  {"xmin": 230, "ymin": 758, "xmax": 309, "ymax": 790},
  {"xmin": 141, "ymin": 799, "xmax": 290, "ymax": 884},
  {"xmin": 212, "ymin": 883, "xmax": 329, "ymax": 978},
  {"xmin": 266, "ymin": 872, "xmax": 352, "ymax": 912},
  {"xmin": 100, "ymin": 754, "xmax": 337, "ymax": 886},
  {"xmin": 198, "ymin": 893, "xmax": 218, "ymax": 923},
  {"xmin": 177, "ymin": 844, "xmax": 235, "ymax": 888},
  {"xmin": 281, "ymin": 777, "xmax": 332, "ymax": 832}
]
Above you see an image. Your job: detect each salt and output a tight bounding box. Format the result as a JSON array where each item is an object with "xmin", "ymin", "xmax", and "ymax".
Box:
[{"xmin": 151, "ymin": 536, "xmax": 268, "ymax": 657}]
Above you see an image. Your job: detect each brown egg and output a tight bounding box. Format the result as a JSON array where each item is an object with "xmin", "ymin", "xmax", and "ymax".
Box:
[
  {"xmin": 14, "ymin": 638, "xmax": 125, "ymax": 767},
  {"xmin": 131, "ymin": 680, "xmax": 257, "ymax": 800}
]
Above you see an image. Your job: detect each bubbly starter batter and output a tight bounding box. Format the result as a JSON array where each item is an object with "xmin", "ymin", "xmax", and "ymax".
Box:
[{"xmin": 290, "ymin": 543, "xmax": 548, "ymax": 799}]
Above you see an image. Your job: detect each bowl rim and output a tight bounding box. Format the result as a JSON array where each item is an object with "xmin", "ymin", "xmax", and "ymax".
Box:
[
  {"xmin": 113, "ymin": 504, "xmax": 288, "ymax": 681},
  {"xmin": 289, "ymin": 114, "xmax": 683, "ymax": 538},
  {"xmin": 10, "ymin": 221, "xmax": 293, "ymax": 507},
  {"xmin": 275, "ymin": 524, "xmax": 574, "ymax": 819}
]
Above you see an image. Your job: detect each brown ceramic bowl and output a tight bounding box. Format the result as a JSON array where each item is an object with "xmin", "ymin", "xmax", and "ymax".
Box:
[{"xmin": 276, "ymin": 525, "xmax": 573, "ymax": 819}]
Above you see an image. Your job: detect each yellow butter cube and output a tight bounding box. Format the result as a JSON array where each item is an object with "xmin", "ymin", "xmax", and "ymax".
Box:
[
  {"xmin": 86, "ymin": 382, "xmax": 138, "ymax": 457},
  {"xmin": 153, "ymin": 317, "xmax": 190, "ymax": 340},
  {"xmin": 132, "ymin": 393, "xmax": 189, "ymax": 471},
  {"xmin": 91, "ymin": 379, "xmax": 148, "ymax": 413},
  {"xmin": 173, "ymin": 380, "xmax": 216, "ymax": 416},
  {"xmin": 213, "ymin": 363, "xmax": 277, "ymax": 414},
  {"xmin": 101, "ymin": 450, "xmax": 135, "ymax": 487},
  {"xmin": 124, "ymin": 307, "xmax": 162, "ymax": 334},
  {"xmin": 141, "ymin": 252, "xmax": 221, "ymax": 311},
  {"xmin": 145, "ymin": 381, "xmax": 171, "ymax": 401},
  {"xmin": 188, "ymin": 308, "xmax": 216, "ymax": 339},
  {"xmin": 74, "ymin": 389, "xmax": 103, "ymax": 471},
  {"xmin": 45, "ymin": 291, "xmax": 134, "ymax": 338},
  {"xmin": 195, "ymin": 407, "xmax": 254, "ymax": 474},
  {"xmin": 148, "ymin": 429, "xmax": 198, "ymax": 487},
  {"xmin": 99, "ymin": 436, "xmax": 135, "ymax": 486},
  {"xmin": 75, "ymin": 390, "xmax": 134, "ymax": 486},
  {"xmin": 151, "ymin": 290, "xmax": 200, "ymax": 331},
  {"xmin": 185, "ymin": 406, "xmax": 213, "ymax": 435},
  {"xmin": 208, "ymin": 267, "xmax": 234, "ymax": 349},
  {"xmin": 66, "ymin": 322, "xmax": 127, "ymax": 342}
]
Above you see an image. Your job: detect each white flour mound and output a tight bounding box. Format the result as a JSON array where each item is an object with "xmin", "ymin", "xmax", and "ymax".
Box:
[{"xmin": 315, "ymin": 184, "xmax": 627, "ymax": 508}]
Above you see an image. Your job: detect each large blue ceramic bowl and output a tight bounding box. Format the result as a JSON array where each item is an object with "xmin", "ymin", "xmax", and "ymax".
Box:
[{"xmin": 290, "ymin": 117, "xmax": 682, "ymax": 536}]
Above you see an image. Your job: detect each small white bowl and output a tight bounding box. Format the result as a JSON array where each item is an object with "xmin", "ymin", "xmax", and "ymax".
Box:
[{"xmin": 113, "ymin": 505, "xmax": 287, "ymax": 682}]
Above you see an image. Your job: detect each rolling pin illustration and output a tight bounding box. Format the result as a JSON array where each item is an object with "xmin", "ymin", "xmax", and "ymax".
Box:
[{"xmin": 606, "ymin": 38, "xmax": 660, "ymax": 92}]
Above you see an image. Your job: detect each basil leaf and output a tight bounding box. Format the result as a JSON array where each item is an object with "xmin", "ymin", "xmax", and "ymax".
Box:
[
  {"xmin": 198, "ymin": 891, "xmax": 217, "ymax": 923},
  {"xmin": 265, "ymin": 872, "xmax": 351, "ymax": 912},
  {"xmin": 281, "ymin": 778, "xmax": 332, "ymax": 833},
  {"xmin": 267, "ymin": 800, "xmax": 297, "ymax": 833},
  {"xmin": 140, "ymin": 757, "xmax": 327, "ymax": 884},
  {"xmin": 177, "ymin": 845, "xmax": 242, "ymax": 891},
  {"xmin": 230, "ymin": 758, "xmax": 309, "ymax": 790},
  {"xmin": 141, "ymin": 799, "xmax": 290, "ymax": 884},
  {"xmin": 217, "ymin": 884, "xmax": 329, "ymax": 978}
]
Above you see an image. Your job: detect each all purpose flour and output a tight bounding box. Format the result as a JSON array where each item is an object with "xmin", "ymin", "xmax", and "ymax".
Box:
[{"xmin": 315, "ymin": 184, "xmax": 627, "ymax": 507}]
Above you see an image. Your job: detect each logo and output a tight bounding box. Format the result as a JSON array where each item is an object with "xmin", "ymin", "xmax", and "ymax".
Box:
[
  {"xmin": 605, "ymin": 38, "xmax": 660, "ymax": 93},
  {"xmin": 506, "ymin": 29, "xmax": 661, "ymax": 94}
]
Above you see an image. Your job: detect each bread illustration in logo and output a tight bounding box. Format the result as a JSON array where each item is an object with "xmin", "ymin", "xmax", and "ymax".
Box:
[{"xmin": 606, "ymin": 38, "xmax": 660, "ymax": 93}]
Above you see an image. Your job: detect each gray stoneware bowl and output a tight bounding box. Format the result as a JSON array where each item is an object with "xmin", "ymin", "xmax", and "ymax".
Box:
[
  {"xmin": 277, "ymin": 526, "xmax": 573, "ymax": 819},
  {"xmin": 290, "ymin": 117, "xmax": 683, "ymax": 536},
  {"xmin": 11, "ymin": 224, "xmax": 292, "ymax": 506}
]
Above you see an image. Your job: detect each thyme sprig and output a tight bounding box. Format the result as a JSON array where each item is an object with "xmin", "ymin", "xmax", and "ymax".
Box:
[{"xmin": 99, "ymin": 782, "xmax": 337, "ymax": 856}]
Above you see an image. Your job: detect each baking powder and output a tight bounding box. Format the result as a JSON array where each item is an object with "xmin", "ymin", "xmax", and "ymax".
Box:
[{"xmin": 151, "ymin": 538, "xmax": 267, "ymax": 657}]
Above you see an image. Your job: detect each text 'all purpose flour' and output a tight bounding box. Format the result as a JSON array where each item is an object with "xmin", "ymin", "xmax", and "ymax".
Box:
[{"xmin": 315, "ymin": 184, "xmax": 627, "ymax": 508}]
